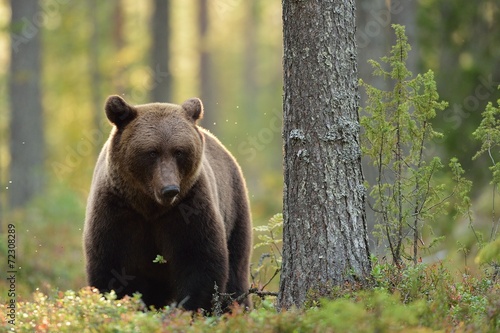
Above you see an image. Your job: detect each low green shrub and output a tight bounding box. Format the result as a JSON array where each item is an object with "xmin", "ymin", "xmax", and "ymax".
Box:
[{"xmin": 2, "ymin": 263, "xmax": 499, "ymax": 332}]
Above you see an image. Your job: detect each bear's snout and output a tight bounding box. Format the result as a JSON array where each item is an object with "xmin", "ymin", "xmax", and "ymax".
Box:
[
  {"xmin": 161, "ymin": 185, "xmax": 180, "ymax": 199},
  {"xmin": 153, "ymin": 183, "xmax": 180, "ymax": 206}
]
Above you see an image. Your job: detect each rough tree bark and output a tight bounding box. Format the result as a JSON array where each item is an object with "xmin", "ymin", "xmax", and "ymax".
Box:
[
  {"xmin": 9, "ymin": 0, "xmax": 44, "ymax": 209},
  {"xmin": 278, "ymin": 0, "xmax": 371, "ymax": 309}
]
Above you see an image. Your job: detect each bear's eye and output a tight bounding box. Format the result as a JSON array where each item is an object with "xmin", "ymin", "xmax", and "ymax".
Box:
[
  {"xmin": 148, "ymin": 151, "xmax": 159, "ymax": 159},
  {"xmin": 173, "ymin": 150, "xmax": 184, "ymax": 158}
]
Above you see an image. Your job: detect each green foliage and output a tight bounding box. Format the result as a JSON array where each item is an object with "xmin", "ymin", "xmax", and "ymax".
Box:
[
  {"xmin": 476, "ymin": 238, "xmax": 500, "ymax": 265},
  {"xmin": 307, "ymin": 290, "xmax": 426, "ymax": 333},
  {"xmin": 473, "ymin": 89, "xmax": 500, "ymax": 242},
  {"xmin": 252, "ymin": 213, "xmax": 282, "ymax": 289},
  {"xmin": 370, "ymin": 261, "xmax": 500, "ymax": 331},
  {"xmin": 153, "ymin": 254, "xmax": 167, "ymax": 264},
  {"xmin": 360, "ymin": 24, "xmax": 471, "ymax": 265},
  {"xmin": 0, "ymin": 184, "xmax": 86, "ymax": 297},
  {"xmin": 419, "ymin": 0, "xmax": 500, "ymax": 180},
  {"xmin": 253, "ymin": 213, "xmax": 283, "ymax": 251},
  {"xmin": 473, "ymin": 91, "xmax": 500, "ymax": 190},
  {"xmin": 472, "ymin": 87, "xmax": 500, "ymax": 266},
  {"xmin": 3, "ymin": 264, "xmax": 499, "ymax": 332},
  {"xmin": 9, "ymin": 288, "xmax": 153, "ymax": 332}
]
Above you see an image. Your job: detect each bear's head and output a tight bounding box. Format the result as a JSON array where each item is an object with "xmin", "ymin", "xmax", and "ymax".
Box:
[{"xmin": 104, "ymin": 95, "xmax": 204, "ymax": 208}]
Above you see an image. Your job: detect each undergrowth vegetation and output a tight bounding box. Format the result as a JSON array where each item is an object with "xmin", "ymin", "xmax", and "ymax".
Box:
[
  {"xmin": 1, "ymin": 262, "xmax": 499, "ymax": 332},
  {"xmin": 2, "ymin": 25, "xmax": 500, "ymax": 332}
]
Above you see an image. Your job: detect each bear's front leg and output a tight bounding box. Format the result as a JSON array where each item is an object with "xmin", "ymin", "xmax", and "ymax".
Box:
[
  {"xmin": 172, "ymin": 251, "xmax": 228, "ymax": 312},
  {"xmin": 165, "ymin": 208, "xmax": 229, "ymax": 312}
]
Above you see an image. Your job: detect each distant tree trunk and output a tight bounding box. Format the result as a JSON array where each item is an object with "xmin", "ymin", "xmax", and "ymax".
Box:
[
  {"xmin": 356, "ymin": 0, "xmax": 390, "ymax": 253},
  {"xmin": 198, "ymin": 0, "xmax": 215, "ymax": 130},
  {"xmin": 151, "ymin": 0, "xmax": 172, "ymax": 102},
  {"xmin": 243, "ymin": 1, "xmax": 258, "ymax": 110},
  {"xmin": 356, "ymin": 0, "xmax": 389, "ymax": 90},
  {"xmin": 88, "ymin": 0, "xmax": 103, "ymax": 150},
  {"xmin": 113, "ymin": 0, "xmax": 125, "ymax": 95},
  {"xmin": 9, "ymin": 0, "xmax": 44, "ymax": 209},
  {"xmin": 279, "ymin": 0, "xmax": 371, "ymax": 310}
]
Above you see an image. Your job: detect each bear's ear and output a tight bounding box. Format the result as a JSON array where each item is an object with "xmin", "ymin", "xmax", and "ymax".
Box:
[
  {"xmin": 104, "ymin": 95, "xmax": 137, "ymax": 128},
  {"xmin": 181, "ymin": 98, "xmax": 204, "ymax": 123}
]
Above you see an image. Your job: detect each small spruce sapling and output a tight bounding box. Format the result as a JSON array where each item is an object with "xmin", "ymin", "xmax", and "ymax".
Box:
[
  {"xmin": 472, "ymin": 89, "xmax": 500, "ymax": 242},
  {"xmin": 360, "ymin": 24, "xmax": 471, "ymax": 265},
  {"xmin": 473, "ymin": 87, "xmax": 500, "ymax": 269}
]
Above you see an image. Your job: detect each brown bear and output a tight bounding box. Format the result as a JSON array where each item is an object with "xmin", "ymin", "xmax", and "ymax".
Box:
[{"xmin": 83, "ymin": 95, "xmax": 252, "ymax": 311}]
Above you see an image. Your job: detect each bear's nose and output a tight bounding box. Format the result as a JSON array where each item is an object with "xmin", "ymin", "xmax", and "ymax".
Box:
[{"xmin": 161, "ymin": 185, "xmax": 180, "ymax": 198}]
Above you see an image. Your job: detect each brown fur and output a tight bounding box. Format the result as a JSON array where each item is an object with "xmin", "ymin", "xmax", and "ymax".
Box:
[{"xmin": 83, "ymin": 95, "xmax": 252, "ymax": 311}]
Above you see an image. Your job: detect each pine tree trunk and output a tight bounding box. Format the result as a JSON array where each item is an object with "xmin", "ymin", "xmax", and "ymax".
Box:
[
  {"xmin": 279, "ymin": 0, "xmax": 371, "ymax": 310},
  {"xmin": 9, "ymin": 0, "xmax": 44, "ymax": 209}
]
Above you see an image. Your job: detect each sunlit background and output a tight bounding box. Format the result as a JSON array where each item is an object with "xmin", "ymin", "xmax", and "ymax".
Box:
[{"xmin": 0, "ymin": 0, "xmax": 499, "ymax": 298}]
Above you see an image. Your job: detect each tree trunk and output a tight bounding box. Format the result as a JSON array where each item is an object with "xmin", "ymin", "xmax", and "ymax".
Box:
[
  {"xmin": 356, "ymin": 0, "xmax": 390, "ymax": 90},
  {"xmin": 279, "ymin": 0, "xmax": 371, "ymax": 310},
  {"xmin": 198, "ymin": 0, "xmax": 215, "ymax": 131},
  {"xmin": 9, "ymin": 0, "xmax": 44, "ymax": 209},
  {"xmin": 88, "ymin": 0, "xmax": 104, "ymax": 152},
  {"xmin": 113, "ymin": 0, "xmax": 125, "ymax": 95},
  {"xmin": 243, "ymin": 1, "xmax": 258, "ymax": 113},
  {"xmin": 150, "ymin": 0, "xmax": 172, "ymax": 103},
  {"xmin": 356, "ymin": 0, "xmax": 390, "ymax": 253}
]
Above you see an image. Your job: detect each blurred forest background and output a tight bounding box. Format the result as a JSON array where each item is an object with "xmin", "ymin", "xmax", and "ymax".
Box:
[{"xmin": 0, "ymin": 0, "xmax": 499, "ymax": 298}]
